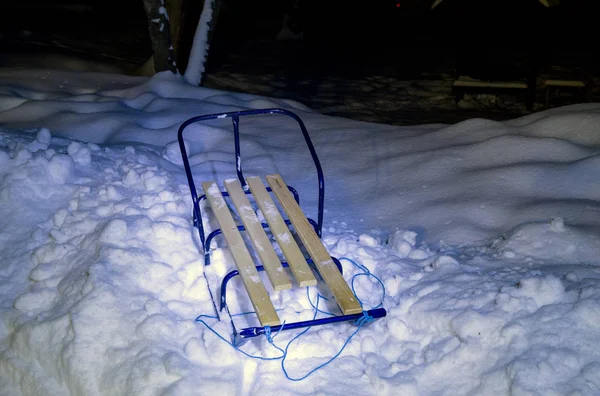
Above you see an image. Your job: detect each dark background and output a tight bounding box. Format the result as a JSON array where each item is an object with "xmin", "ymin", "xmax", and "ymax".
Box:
[
  {"xmin": 1, "ymin": 0, "xmax": 597, "ymax": 73},
  {"xmin": 210, "ymin": 0, "xmax": 598, "ymax": 75},
  {"xmin": 0, "ymin": 0, "xmax": 597, "ymax": 123}
]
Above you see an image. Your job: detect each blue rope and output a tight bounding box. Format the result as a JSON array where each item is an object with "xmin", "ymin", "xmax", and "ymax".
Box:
[
  {"xmin": 195, "ymin": 314, "xmax": 283, "ymax": 360},
  {"xmin": 194, "ymin": 256, "xmax": 386, "ymax": 380},
  {"xmin": 341, "ymin": 257, "xmax": 386, "ymax": 310},
  {"xmin": 280, "ymin": 307, "xmax": 375, "ymax": 381},
  {"xmin": 305, "ymin": 287, "xmax": 336, "ymax": 316}
]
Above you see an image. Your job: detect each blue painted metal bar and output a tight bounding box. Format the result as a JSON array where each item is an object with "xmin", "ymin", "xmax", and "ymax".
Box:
[
  {"xmin": 178, "ymin": 109, "xmax": 386, "ymax": 346},
  {"xmin": 232, "ymin": 115, "xmax": 246, "ymax": 189},
  {"xmin": 233, "ymin": 308, "xmax": 387, "ymax": 345},
  {"xmin": 177, "ymin": 108, "xmax": 326, "ymax": 253},
  {"xmin": 178, "ymin": 123, "xmax": 204, "ymax": 246}
]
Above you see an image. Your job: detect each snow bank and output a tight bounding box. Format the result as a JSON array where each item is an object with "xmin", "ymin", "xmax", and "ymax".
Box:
[
  {"xmin": 0, "ymin": 70, "xmax": 600, "ymax": 395},
  {"xmin": 1, "ymin": 70, "xmax": 599, "ymax": 246}
]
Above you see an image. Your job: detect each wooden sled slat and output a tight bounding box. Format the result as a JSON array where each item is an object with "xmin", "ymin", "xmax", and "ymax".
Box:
[
  {"xmin": 266, "ymin": 174, "xmax": 362, "ymax": 315},
  {"xmin": 202, "ymin": 181, "xmax": 280, "ymax": 326},
  {"xmin": 246, "ymin": 176, "xmax": 317, "ymax": 287},
  {"xmin": 224, "ymin": 178, "xmax": 292, "ymax": 291}
]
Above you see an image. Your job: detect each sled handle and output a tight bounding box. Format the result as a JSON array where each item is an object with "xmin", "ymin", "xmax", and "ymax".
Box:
[{"xmin": 177, "ymin": 108, "xmax": 325, "ymax": 237}]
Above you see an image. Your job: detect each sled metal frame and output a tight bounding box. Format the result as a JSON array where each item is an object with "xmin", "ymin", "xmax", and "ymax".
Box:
[{"xmin": 178, "ymin": 108, "xmax": 386, "ymax": 346}]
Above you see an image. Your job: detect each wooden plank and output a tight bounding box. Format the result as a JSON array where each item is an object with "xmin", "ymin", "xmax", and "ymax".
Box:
[
  {"xmin": 545, "ymin": 79, "xmax": 585, "ymax": 88},
  {"xmin": 453, "ymin": 76, "xmax": 528, "ymax": 89},
  {"xmin": 431, "ymin": 0, "xmax": 444, "ymax": 9},
  {"xmin": 246, "ymin": 176, "xmax": 317, "ymax": 287},
  {"xmin": 538, "ymin": 0, "xmax": 561, "ymax": 7},
  {"xmin": 202, "ymin": 181, "xmax": 280, "ymax": 326},
  {"xmin": 266, "ymin": 174, "xmax": 362, "ymax": 315},
  {"xmin": 434, "ymin": 0, "xmax": 558, "ymax": 10},
  {"xmin": 224, "ymin": 178, "xmax": 292, "ymax": 291}
]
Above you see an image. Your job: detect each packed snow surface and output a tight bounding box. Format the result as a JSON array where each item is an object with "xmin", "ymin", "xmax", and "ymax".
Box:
[{"xmin": 0, "ymin": 69, "xmax": 600, "ymax": 395}]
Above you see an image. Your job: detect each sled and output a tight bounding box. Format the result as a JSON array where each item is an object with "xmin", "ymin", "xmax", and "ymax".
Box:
[{"xmin": 178, "ymin": 108, "xmax": 386, "ymax": 346}]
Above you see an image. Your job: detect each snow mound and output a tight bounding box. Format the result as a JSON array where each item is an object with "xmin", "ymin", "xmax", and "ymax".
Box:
[
  {"xmin": 492, "ymin": 217, "xmax": 600, "ymax": 265},
  {"xmin": 1, "ymin": 70, "xmax": 600, "ymax": 395}
]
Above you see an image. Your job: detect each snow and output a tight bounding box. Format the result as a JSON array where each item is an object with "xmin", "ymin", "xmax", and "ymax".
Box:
[
  {"xmin": 0, "ymin": 66, "xmax": 599, "ymax": 395},
  {"xmin": 183, "ymin": 0, "xmax": 213, "ymax": 86}
]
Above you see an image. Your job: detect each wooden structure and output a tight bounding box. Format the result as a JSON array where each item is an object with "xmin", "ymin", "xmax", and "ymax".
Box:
[
  {"xmin": 203, "ymin": 174, "xmax": 362, "ymax": 327},
  {"xmin": 453, "ymin": 75, "xmax": 535, "ymax": 110},
  {"xmin": 544, "ymin": 79, "xmax": 587, "ymax": 109},
  {"xmin": 431, "ymin": 0, "xmax": 559, "ymax": 8},
  {"xmin": 178, "ymin": 108, "xmax": 386, "ymax": 346}
]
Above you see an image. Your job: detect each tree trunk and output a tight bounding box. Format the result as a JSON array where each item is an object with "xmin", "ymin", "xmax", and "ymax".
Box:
[
  {"xmin": 169, "ymin": 0, "xmax": 203, "ymax": 74},
  {"xmin": 182, "ymin": 0, "xmax": 222, "ymax": 85},
  {"xmin": 142, "ymin": 0, "xmax": 176, "ymax": 73},
  {"xmin": 162, "ymin": 0, "xmax": 222, "ymax": 76}
]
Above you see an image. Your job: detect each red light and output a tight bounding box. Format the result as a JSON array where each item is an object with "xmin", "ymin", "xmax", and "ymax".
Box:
[{"xmin": 396, "ymin": 2, "xmax": 401, "ymax": 7}]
